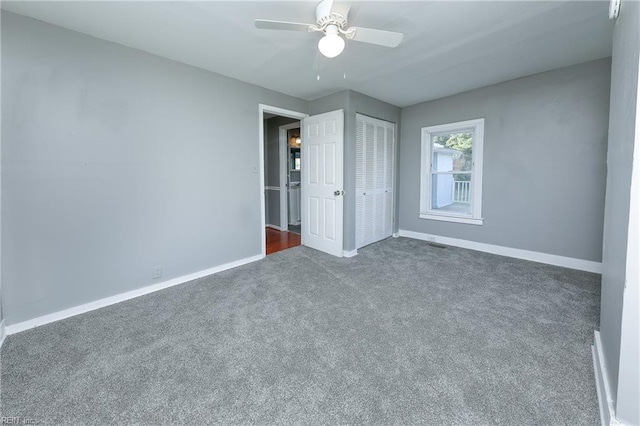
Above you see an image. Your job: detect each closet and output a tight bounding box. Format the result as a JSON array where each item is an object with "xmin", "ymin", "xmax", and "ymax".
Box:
[{"xmin": 355, "ymin": 114, "xmax": 395, "ymax": 249}]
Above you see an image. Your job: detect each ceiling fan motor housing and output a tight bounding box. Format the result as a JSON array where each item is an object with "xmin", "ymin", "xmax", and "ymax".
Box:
[{"xmin": 316, "ymin": 13, "xmax": 347, "ymax": 32}]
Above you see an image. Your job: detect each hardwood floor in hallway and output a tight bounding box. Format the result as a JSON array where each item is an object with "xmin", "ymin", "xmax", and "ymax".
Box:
[{"xmin": 266, "ymin": 228, "xmax": 301, "ymax": 255}]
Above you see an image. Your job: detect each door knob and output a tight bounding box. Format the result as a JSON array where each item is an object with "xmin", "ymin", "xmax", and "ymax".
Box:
[{"xmin": 334, "ymin": 190, "xmax": 344, "ymax": 196}]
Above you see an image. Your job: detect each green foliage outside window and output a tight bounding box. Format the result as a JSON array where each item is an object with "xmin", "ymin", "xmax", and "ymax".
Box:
[{"xmin": 433, "ymin": 132, "xmax": 473, "ymax": 181}]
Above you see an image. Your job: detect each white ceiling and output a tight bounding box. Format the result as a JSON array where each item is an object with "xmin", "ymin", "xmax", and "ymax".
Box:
[{"xmin": 2, "ymin": 1, "xmax": 613, "ymax": 107}]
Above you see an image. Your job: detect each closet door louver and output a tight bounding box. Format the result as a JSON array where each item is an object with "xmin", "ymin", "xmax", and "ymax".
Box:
[{"xmin": 355, "ymin": 114, "xmax": 395, "ymax": 249}]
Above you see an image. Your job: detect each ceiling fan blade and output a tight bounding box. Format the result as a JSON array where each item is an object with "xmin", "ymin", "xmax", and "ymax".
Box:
[
  {"xmin": 347, "ymin": 27, "xmax": 404, "ymax": 48},
  {"xmin": 254, "ymin": 19, "xmax": 314, "ymax": 32}
]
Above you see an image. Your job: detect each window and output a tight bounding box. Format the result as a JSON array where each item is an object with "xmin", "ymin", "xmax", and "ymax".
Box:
[{"xmin": 420, "ymin": 118, "xmax": 484, "ymax": 225}]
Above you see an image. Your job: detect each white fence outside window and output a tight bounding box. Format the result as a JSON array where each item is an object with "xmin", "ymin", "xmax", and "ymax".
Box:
[{"xmin": 453, "ymin": 181, "xmax": 471, "ymax": 204}]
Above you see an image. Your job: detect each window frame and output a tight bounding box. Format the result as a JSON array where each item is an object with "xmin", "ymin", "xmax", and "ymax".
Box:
[{"xmin": 419, "ymin": 118, "xmax": 485, "ymax": 226}]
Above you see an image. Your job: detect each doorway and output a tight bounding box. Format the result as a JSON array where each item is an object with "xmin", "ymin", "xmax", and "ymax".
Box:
[
  {"xmin": 259, "ymin": 105, "xmax": 307, "ymax": 257},
  {"xmin": 280, "ymin": 123, "xmax": 303, "ymax": 236},
  {"xmin": 259, "ymin": 106, "xmax": 345, "ymax": 259}
]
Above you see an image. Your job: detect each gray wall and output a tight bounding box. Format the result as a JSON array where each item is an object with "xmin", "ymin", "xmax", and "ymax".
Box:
[
  {"xmin": 265, "ymin": 190, "xmax": 280, "ymax": 228},
  {"xmin": 0, "ymin": 9, "xmax": 3, "ymax": 328},
  {"xmin": 599, "ymin": 1, "xmax": 639, "ymax": 423},
  {"xmin": 309, "ymin": 90, "xmax": 401, "ymax": 252},
  {"xmin": 264, "ymin": 116, "xmax": 298, "ymax": 228},
  {"xmin": 308, "ymin": 90, "xmax": 351, "ymax": 117},
  {"xmin": 1, "ymin": 12, "xmax": 308, "ymax": 325},
  {"xmin": 398, "ymin": 59, "xmax": 611, "ymax": 262},
  {"xmin": 0, "ymin": 9, "xmax": 3, "ymax": 327}
]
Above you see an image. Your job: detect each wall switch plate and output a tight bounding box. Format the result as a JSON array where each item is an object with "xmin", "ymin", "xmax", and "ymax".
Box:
[{"xmin": 152, "ymin": 266, "xmax": 162, "ymax": 280}]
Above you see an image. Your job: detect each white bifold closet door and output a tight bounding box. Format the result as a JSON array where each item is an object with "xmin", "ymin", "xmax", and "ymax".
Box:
[{"xmin": 355, "ymin": 114, "xmax": 395, "ymax": 249}]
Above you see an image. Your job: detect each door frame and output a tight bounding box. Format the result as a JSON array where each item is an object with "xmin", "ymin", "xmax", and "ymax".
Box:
[
  {"xmin": 259, "ymin": 104, "xmax": 307, "ymax": 258},
  {"xmin": 279, "ymin": 122, "xmax": 302, "ymax": 232}
]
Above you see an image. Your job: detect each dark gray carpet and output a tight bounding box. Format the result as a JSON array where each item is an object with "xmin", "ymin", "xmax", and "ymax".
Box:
[{"xmin": 1, "ymin": 237, "xmax": 601, "ymax": 425}]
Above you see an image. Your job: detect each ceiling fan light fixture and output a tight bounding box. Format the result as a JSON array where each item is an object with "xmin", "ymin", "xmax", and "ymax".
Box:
[{"xmin": 318, "ymin": 24, "xmax": 345, "ymax": 58}]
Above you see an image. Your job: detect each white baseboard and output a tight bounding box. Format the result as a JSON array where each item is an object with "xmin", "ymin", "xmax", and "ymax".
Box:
[
  {"xmin": 397, "ymin": 230, "xmax": 602, "ymax": 273},
  {"xmin": 266, "ymin": 224, "xmax": 283, "ymax": 231},
  {"xmin": 593, "ymin": 331, "xmax": 625, "ymax": 425},
  {"xmin": 0, "ymin": 320, "xmax": 6, "ymax": 349},
  {"xmin": 5, "ymin": 254, "xmax": 264, "ymax": 335},
  {"xmin": 343, "ymin": 249, "xmax": 358, "ymax": 258},
  {"xmin": 392, "ymin": 232, "xmax": 400, "ymax": 238}
]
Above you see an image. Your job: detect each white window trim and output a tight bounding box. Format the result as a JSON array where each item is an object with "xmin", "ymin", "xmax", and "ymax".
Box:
[{"xmin": 419, "ymin": 118, "xmax": 485, "ymax": 226}]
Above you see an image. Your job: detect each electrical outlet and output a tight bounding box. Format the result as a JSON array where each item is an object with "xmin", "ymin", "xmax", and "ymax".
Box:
[{"xmin": 152, "ymin": 266, "xmax": 162, "ymax": 280}]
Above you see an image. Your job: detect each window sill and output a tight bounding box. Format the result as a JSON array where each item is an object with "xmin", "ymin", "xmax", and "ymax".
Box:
[{"xmin": 419, "ymin": 212, "xmax": 484, "ymax": 226}]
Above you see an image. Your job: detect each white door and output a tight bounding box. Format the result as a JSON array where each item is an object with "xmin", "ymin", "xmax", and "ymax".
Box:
[
  {"xmin": 355, "ymin": 114, "xmax": 395, "ymax": 249},
  {"xmin": 301, "ymin": 110, "xmax": 344, "ymax": 257}
]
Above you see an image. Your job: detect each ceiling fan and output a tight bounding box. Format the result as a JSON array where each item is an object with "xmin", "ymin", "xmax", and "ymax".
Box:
[{"xmin": 254, "ymin": 0, "xmax": 404, "ymax": 59}]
